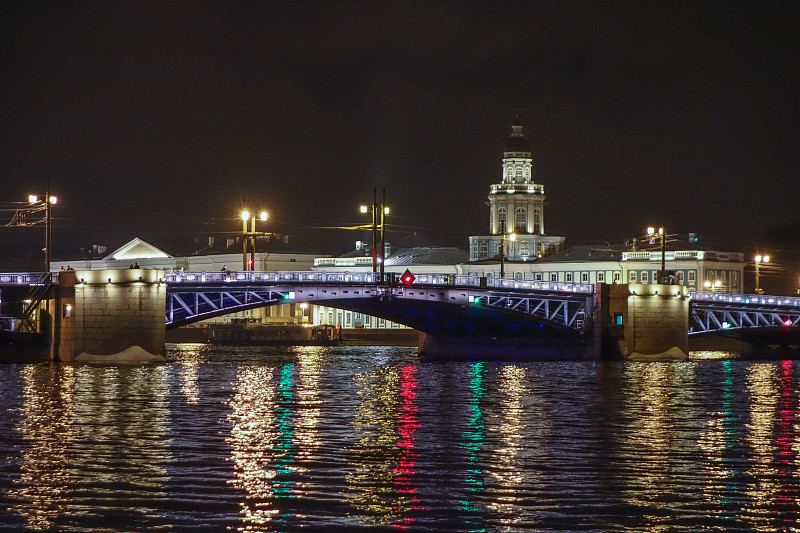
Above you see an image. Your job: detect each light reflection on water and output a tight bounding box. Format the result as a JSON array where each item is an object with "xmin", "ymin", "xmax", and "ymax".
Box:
[{"xmin": 0, "ymin": 346, "xmax": 799, "ymax": 531}]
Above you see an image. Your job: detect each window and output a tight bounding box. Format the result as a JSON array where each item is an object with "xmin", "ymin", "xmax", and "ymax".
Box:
[
  {"xmin": 641, "ymin": 271, "xmax": 649, "ymax": 283},
  {"xmin": 678, "ymin": 271, "xmax": 685, "ymax": 284},
  {"xmin": 629, "ymin": 271, "xmax": 637, "ymax": 282},
  {"xmin": 566, "ymin": 273, "xmax": 573, "ymax": 282},
  {"xmin": 613, "ymin": 272, "xmax": 621, "ymax": 282},
  {"xmin": 550, "ymin": 273, "xmax": 558, "ymax": 282},
  {"xmin": 471, "ymin": 241, "xmax": 478, "ymax": 256},
  {"xmin": 535, "ymin": 273, "xmax": 543, "ymax": 281},
  {"xmin": 498, "ymin": 207, "xmax": 507, "ymax": 227},
  {"xmin": 598, "ymin": 272, "xmax": 605, "ymax": 283},
  {"xmin": 515, "ymin": 207, "xmax": 526, "ymax": 232},
  {"xmin": 581, "ymin": 272, "xmax": 589, "ymax": 283},
  {"xmin": 514, "ymin": 272, "xmax": 523, "ymax": 279},
  {"xmin": 479, "ymin": 242, "xmax": 488, "ymax": 258},
  {"xmin": 732, "ymin": 272, "xmax": 738, "ymax": 282},
  {"xmin": 688, "ymin": 271, "xmax": 696, "ymax": 282},
  {"xmin": 533, "ymin": 208, "xmax": 541, "ymax": 233},
  {"xmin": 515, "ymin": 166, "xmax": 523, "ymax": 180}
]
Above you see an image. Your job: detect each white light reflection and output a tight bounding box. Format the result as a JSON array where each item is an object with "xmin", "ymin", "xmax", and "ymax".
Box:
[
  {"xmin": 172, "ymin": 343, "xmax": 207, "ymax": 404},
  {"xmin": 485, "ymin": 364, "xmax": 526, "ymax": 528},
  {"xmin": 9, "ymin": 365, "xmax": 78, "ymax": 530},
  {"xmin": 743, "ymin": 363, "xmax": 783, "ymax": 531},
  {"xmin": 227, "ymin": 366, "xmax": 281, "ymax": 528}
]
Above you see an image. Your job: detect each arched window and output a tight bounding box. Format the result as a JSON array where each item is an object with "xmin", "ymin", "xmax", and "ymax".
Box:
[
  {"xmin": 515, "ymin": 166, "xmax": 523, "ymax": 181},
  {"xmin": 471, "ymin": 241, "xmax": 478, "ymax": 258},
  {"xmin": 515, "ymin": 207, "xmax": 526, "ymax": 232},
  {"xmin": 479, "ymin": 242, "xmax": 488, "ymax": 258},
  {"xmin": 497, "ymin": 207, "xmax": 507, "ymax": 230},
  {"xmin": 533, "ymin": 208, "xmax": 541, "ymax": 233}
]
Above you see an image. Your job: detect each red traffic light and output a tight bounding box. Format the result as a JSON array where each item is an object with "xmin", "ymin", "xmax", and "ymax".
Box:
[{"xmin": 400, "ymin": 269, "xmax": 415, "ymax": 286}]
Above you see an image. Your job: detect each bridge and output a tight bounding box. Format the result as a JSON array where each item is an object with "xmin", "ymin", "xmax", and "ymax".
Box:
[{"xmin": 2, "ymin": 270, "xmax": 800, "ymax": 360}]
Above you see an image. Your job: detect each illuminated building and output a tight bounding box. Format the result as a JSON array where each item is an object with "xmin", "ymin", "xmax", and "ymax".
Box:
[{"xmin": 468, "ymin": 119, "xmax": 566, "ymax": 261}]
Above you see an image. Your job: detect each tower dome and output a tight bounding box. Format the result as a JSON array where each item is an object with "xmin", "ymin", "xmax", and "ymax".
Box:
[{"xmin": 504, "ymin": 117, "xmax": 530, "ymax": 155}]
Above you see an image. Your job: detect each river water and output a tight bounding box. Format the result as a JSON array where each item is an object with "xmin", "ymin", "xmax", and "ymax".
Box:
[{"xmin": 0, "ymin": 345, "xmax": 799, "ymax": 532}]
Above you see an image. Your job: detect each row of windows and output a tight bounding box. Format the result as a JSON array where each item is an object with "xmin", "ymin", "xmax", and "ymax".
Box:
[
  {"xmin": 496, "ymin": 206, "xmax": 541, "ymax": 232},
  {"xmin": 471, "ymin": 240, "xmax": 540, "ymax": 258},
  {"xmin": 467, "ymin": 270, "xmax": 713, "ymax": 285},
  {"xmin": 628, "ymin": 271, "xmax": 697, "ymax": 283},
  {"xmin": 318, "ymin": 309, "xmax": 403, "ymax": 329}
]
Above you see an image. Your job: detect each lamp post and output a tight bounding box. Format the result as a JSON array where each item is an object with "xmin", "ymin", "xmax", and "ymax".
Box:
[
  {"xmin": 379, "ymin": 189, "xmax": 388, "ymax": 280},
  {"xmin": 241, "ymin": 210, "xmax": 250, "ymax": 271},
  {"xmin": 754, "ymin": 254, "xmax": 770, "ymax": 294},
  {"xmin": 499, "ymin": 220, "xmax": 515, "ymax": 278},
  {"xmin": 27, "ymin": 183, "xmax": 57, "ymax": 274},
  {"xmin": 647, "ymin": 225, "xmax": 666, "ymax": 281},
  {"xmin": 360, "ymin": 188, "xmax": 378, "ymax": 273}
]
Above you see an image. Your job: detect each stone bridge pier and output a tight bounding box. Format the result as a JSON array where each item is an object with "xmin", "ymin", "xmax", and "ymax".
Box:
[{"xmin": 52, "ymin": 269, "xmax": 166, "ymax": 361}]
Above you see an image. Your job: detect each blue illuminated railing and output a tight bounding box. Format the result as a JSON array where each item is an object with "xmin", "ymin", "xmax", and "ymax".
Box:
[{"xmin": 161, "ymin": 270, "xmax": 595, "ymax": 294}]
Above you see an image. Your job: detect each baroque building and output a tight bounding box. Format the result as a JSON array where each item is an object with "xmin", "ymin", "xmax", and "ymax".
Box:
[{"xmin": 469, "ymin": 119, "xmax": 565, "ymax": 261}]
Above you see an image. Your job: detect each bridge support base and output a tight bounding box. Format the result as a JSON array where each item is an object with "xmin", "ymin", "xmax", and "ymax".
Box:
[{"xmin": 54, "ymin": 269, "xmax": 166, "ymax": 361}]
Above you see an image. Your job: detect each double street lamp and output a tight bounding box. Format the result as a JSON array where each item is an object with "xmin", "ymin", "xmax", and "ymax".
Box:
[
  {"xmin": 360, "ymin": 188, "xmax": 389, "ymax": 278},
  {"xmin": 241, "ymin": 210, "xmax": 268, "ymax": 271}
]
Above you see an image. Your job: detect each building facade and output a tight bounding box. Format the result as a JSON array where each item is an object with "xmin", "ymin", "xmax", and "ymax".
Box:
[{"xmin": 468, "ymin": 119, "xmax": 565, "ymax": 261}]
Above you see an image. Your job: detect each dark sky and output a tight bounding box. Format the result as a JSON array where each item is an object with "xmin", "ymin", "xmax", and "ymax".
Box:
[{"xmin": 2, "ymin": 1, "xmax": 800, "ymax": 261}]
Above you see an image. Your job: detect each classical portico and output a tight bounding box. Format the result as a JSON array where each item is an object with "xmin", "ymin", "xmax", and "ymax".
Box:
[{"xmin": 469, "ymin": 119, "xmax": 565, "ymax": 261}]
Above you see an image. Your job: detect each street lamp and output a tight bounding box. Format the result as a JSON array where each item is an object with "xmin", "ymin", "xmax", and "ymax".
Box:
[
  {"xmin": 360, "ymin": 188, "xmax": 389, "ymax": 279},
  {"xmin": 754, "ymin": 254, "xmax": 770, "ymax": 294},
  {"xmin": 704, "ymin": 280, "xmax": 722, "ymax": 292}
]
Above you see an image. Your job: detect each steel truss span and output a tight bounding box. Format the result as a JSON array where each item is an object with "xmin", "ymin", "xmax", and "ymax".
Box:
[
  {"xmin": 690, "ymin": 291, "xmax": 800, "ymax": 334},
  {"xmin": 163, "ymin": 270, "xmax": 594, "ymax": 331}
]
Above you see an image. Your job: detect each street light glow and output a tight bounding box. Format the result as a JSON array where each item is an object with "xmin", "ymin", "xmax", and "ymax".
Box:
[
  {"xmin": 360, "ymin": 205, "xmax": 369, "ymax": 213},
  {"xmin": 241, "ymin": 210, "xmax": 250, "ymax": 221},
  {"xmin": 28, "ymin": 195, "xmax": 38, "ymax": 203},
  {"xmin": 260, "ymin": 211, "xmax": 268, "ymax": 222},
  {"xmin": 383, "ymin": 206, "xmax": 390, "ymax": 215}
]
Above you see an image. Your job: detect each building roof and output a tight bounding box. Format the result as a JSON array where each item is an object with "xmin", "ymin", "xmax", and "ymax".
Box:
[
  {"xmin": 385, "ymin": 247, "xmax": 469, "ymax": 266},
  {"xmin": 535, "ymin": 245, "xmax": 623, "ymax": 263}
]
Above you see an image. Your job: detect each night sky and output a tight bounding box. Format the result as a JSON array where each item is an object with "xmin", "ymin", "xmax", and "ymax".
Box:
[{"xmin": 2, "ymin": 2, "xmax": 800, "ymax": 271}]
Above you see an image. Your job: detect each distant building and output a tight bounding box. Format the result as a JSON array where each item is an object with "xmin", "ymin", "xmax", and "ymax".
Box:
[{"xmin": 468, "ymin": 119, "xmax": 566, "ymax": 261}]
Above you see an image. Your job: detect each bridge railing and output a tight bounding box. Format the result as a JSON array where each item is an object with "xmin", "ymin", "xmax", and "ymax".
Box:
[
  {"xmin": 162, "ymin": 269, "xmax": 595, "ymax": 294},
  {"xmin": 0, "ymin": 272, "xmax": 59, "ymax": 285},
  {"xmin": 690, "ymin": 290, "xmax": 800, "ymax": 308}
]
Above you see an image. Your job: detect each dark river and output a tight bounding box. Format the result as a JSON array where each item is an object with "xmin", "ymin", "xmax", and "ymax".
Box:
[{"xmin": 1, "ymin": 345, "xmax": 799, "ymax": 532}]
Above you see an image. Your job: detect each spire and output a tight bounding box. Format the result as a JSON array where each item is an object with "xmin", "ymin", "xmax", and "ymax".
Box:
[{"xmin": 504, "ymin": 116, "xmax": 531, "ymax": 155}]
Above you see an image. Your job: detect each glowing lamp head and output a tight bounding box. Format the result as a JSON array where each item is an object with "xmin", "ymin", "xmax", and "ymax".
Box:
[
  {"xmin": 28, "ymin": 195, "xmax": 39, "ymax": 203},
  {"xmin": 241, "ymin": 210, "xmax": 250, "ymax": 221},
  {"xmin": 49, "ymin": 196, "xmax": 57, "ymax": 204},
  {"xmin": 260, "ymin": 211, "xmax": 268, "ymax": 222},
  {"xmin": 509, "ymin": 233, "xmax": 517, "ymax": 241},
  {"xmin": 360, "ymin": 205, "xmax": 369, "ymax": 213},
  {"xmin": 647, "ymin": 226, "xmax": 655, "ymax": 235},
  {"xmin": 764, "ymin": 255, "xmax": 770, "ymax": 263},
  {"xmin": 383, "ymin": 206, "xmax": 390, "ymax": 215}
]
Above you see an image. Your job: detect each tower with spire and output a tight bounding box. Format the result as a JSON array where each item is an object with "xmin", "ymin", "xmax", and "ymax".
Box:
[{"xmin": 468, "ymin": 118, "xmax": 565, "ymax": 262}]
